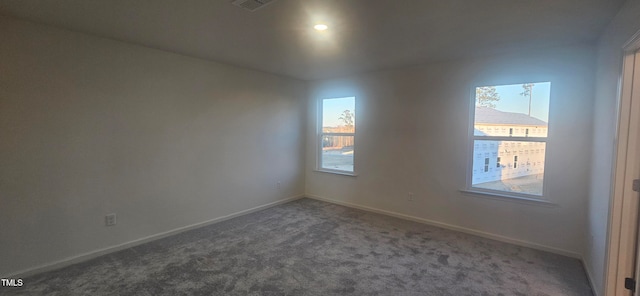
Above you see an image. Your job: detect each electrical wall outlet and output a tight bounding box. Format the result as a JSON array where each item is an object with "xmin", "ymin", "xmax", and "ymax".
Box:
[
  {"xmin": 105, "ymin": 213, "xmax": 117, "ymax": 226},
  {"xmin": 408, "ymin": 192, "xmax": 414, "ymax": 201}
]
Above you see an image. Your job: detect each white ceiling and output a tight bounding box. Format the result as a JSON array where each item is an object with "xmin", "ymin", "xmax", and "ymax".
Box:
[{"xmin": 0, "ymin": 0, "xmax": 626, "ymax": 80}]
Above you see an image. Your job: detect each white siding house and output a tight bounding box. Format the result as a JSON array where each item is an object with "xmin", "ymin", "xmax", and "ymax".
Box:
[{"xmin": 472, "ymin": 107, "xmax": 547, "ymax": 186}]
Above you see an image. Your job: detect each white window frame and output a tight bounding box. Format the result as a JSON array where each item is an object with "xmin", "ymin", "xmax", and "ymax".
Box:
[
  {"xmin": 316, "ymin": 97, "xmax": 357, "ymax": 176},
  {"xmin": 464, "ymin": 83, "xmax": 551, "ymax": 203}
]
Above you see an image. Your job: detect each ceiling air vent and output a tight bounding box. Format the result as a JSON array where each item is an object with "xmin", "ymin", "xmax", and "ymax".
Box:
[{"xmin": 231, "ymin": 0, "xmax": 275, "ymax": 12}]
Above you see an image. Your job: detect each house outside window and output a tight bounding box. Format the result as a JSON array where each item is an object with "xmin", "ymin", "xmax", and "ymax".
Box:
[{"xmin": 468, "ymin": 82, "xmax": 550, "ymax": 197}]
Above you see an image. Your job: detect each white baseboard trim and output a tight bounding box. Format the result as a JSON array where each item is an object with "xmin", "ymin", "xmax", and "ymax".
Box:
[
  {"xmin": 6, "ymin": 195, "xmax": 304, "ymax": 278},
  {"xmin": 582, "ymin": 258, "xmax": 601, "ymax": 296},
  {"xmin": 305, "ymin": 194, "xmax": 582, "ymax": 259}
]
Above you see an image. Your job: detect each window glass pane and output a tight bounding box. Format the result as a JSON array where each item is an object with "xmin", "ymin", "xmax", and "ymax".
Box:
[
  {"xmin": 474, "ymin": 83, "xmax": 550, "ymax": 138},
  {"xmin": 321, "ymin": 135, "xmax": 354, "ymax": 172},
  {"xmin": 471, "ymin": 140, "xmax": 546, "ymax": 196},
  {"xmin": 323, "ymin": 97, "xmax": 355, "ymax": 133}
]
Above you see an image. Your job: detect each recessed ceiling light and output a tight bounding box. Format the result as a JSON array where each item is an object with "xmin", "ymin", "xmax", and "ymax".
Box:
[{"xmin": 314, "ymin": 24, "xmax": 328, "ymax": 31}]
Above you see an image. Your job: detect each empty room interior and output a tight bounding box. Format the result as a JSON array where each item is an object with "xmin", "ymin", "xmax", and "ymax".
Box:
[{"xmin": 2, "ymin": 0, "xmax": 640, "ymax": 295}]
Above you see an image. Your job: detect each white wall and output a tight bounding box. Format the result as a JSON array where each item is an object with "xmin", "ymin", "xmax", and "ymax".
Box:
[
  {"xmin": 0, "ymin": 16, "xmax": 306, "ymax": 276},
  {"xmin": 586, "ymin": 0, "xmax": 640, "ymax": 295},
  {"xmin": 306, "ymin": 44, "xmax": 596, "ymax": 256}
]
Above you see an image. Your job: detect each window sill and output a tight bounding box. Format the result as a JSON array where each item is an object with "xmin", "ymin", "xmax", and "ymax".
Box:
[
  {"xmin": 459, "ymin": 188, "xmax": 557, "ymax": 207},
  {"xmin": 313, "ymin": 169, "xmax": 358, "ymax": 177}
]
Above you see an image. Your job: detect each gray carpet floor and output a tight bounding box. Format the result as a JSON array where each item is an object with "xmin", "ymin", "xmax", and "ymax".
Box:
[{"xmin": 3, "ymin": 198, "xmax": 593, "ymax": 295}]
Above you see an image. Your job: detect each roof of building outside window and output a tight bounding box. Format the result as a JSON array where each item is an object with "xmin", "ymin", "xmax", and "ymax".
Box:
[{"xmin": 475, "ymin": 107, "xmax": 547, "ymax": 126}]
